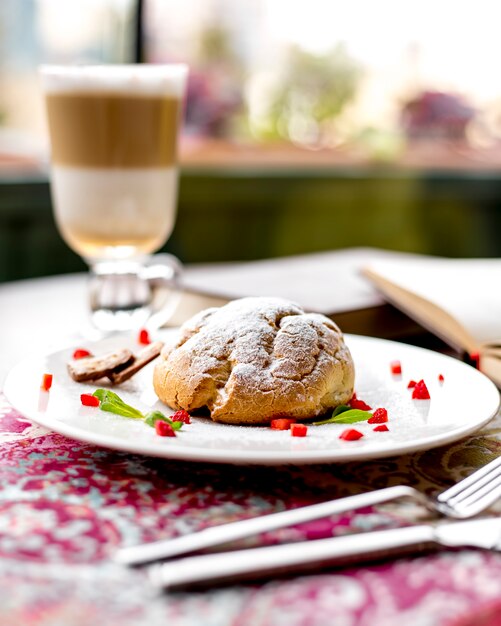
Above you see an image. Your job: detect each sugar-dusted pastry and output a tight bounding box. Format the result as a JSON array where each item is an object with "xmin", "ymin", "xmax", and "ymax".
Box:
[{"xmin": 153, "ymin": 297, "xmax": 355, "ymax": 425}]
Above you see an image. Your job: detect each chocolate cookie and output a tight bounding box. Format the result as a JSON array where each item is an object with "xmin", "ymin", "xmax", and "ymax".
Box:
[
  {"xmin": 108, "ymin": 341, "xmax": 164, "ymax": 384},
  {"xmin": 68, "ymin": 348, "xmax": 134, "ymax": 382}
]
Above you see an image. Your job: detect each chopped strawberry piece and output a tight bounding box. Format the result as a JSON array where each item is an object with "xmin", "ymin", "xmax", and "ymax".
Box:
[
  {"xmin": 270, "ymin": 418, "xmax": 296, "ymax": 430},
  {"xmin": 349, "ymin": 398, "xmax": 372, "ymax": 411},
  {"xmin": 72, "ymin": 349, "xmax": 92, "ymax": 360},
  {"xmin": 390, "ymin": 360, "xmax": 402, "ymax": 375},
  {"xmin": 468, "ymin": 352, "xmax": 481, "ymax": 370},
  {"xmin": 291, "ymin": 423, "xmax": 308, "ymax": 437},
  {"xmin": 172, "ymin": 409, "xmax": 191, "ymax": 424},
  {"xmin": 368, "ymin": 408, "xmax": 388, "ymax": 424},
  {"xmin": 155, "ymin": 421, "xmax": 176, "ymax": 437},
  {"xmin": 41, "ymin": 373, "xmax": 53, "ymax": 391},
  {"xmin": 412, "ymin": 379, "xmax": 430, "ymax": 400},
  {"xmin": 138, "ymin": 328, "xmax": 151, "ymax": 345},
  {"xmin": 339, "ymin": 428, "xmax": 364, "ymax": 441},
  {"xmin": 438, "ymin": 374, "xmax": 445, "ymax": 383},
  {"xmin": 407, "ymin": 380, "xmax": 417, "ymax": 389},
  {"xmin": 81, "ymin": 393, "xmax": 100, "ymax": 407},
  {"xmin": 373, "ymin": 424, "xmax": 389, "ymax": 432}
]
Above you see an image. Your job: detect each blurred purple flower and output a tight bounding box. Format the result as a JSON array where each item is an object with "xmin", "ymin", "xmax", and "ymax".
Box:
[
  {"xmin": 184, "ymin": 70, "xmax": 243, "ymax": 138},
  {"xmin": 401, "ymin": 90, "xmax": 476, "ymax": 140}
]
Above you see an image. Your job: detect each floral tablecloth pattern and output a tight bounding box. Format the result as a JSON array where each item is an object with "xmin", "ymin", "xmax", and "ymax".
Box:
[{"xmin": 0, "ymin": 392, "xmax": 500, "ymax": 626}]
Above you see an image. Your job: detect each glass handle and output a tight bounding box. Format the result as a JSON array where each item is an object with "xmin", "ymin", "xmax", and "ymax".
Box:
[{"xmin": 140, "ymin": 254, "xmax": 183, "ymax": 330}]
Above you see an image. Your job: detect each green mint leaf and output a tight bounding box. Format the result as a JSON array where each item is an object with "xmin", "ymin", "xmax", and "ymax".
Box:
[
  {"xmin": 93, "ymin": 388, "xmax": 122, "ymax": 404},
  {"xmin": 92, "ymin": 389, "xmax": 184, "ymax": 428},
  {"xmin": 144, "ymin": 411, "xmax": 170, "ymax": 428},
  {"xmin": 92, "ymin": 388, "xmax": 107, "ymax": 402},
  {"xmin": 93, "ymin": 388, "xmax": 144, "ymax": 419},
  {"xmin": 330, "ymin": 409, "xmax": 372, "ymax": 424},
  {"xmin": 99, "ymin": 401, "xmax": 144, "ymax": 419},
  {"xmin": 314, "ymin": 408, "xmax": 372, "ymax": 426},
  {"xmin": 331, "ymin": 405, "xmax": 351, "ymax": 418},
  {"xmin": 313, "ymin": 405, "xmax": 351, "ymax": 425},
  {"xmin": 144, "ymin": 411, "xmax": 184, "ymax": 430},
  {"xmin": 144, "ymin": 411, "xmax": 167, "ymax": 427}
]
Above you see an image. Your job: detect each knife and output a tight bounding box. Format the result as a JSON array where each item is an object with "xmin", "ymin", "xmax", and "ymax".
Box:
[
  {"xmin": 147, "ymin": 516, "xmax": 501, "ymax": 590},
  {"xmin": 114, "ymin": 485, "xmax": 424, "ymax": 566}
]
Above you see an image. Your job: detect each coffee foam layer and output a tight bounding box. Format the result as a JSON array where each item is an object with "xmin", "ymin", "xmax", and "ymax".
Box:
[{"xmin": 40, "ymin": 64, "xmax": 188, "ymax": 97}]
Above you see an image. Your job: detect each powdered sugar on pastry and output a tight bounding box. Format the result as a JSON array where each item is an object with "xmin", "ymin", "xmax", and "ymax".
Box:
[{"xmin": 153, "ymin": 297, "xmax": 355, "ymax": 425}]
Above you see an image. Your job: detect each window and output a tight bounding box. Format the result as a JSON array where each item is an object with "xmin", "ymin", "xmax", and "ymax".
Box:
[
  {"xmin": 2, "ymin": 0, "xmax": 501, "ymax": 169},
  {"xmin": 144, "ymin": 0, "xmax": 501, "ymax": 167},
  {"xmin": 0, "ymin": 0, "xmax": 136, "ymax": 167}
]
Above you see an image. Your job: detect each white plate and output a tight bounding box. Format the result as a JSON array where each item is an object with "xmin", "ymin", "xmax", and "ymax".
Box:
[{"xmin": 4, "ymin": 333, "xmax": 500, "ymax": 465}]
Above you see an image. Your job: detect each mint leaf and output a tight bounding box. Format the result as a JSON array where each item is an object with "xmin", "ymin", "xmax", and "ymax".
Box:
[
  {"xmin": 144, "ymin": 410, "xmax": 183, "ymax": 430},
  {"xmin": 314, "ymin": 408, "xmax": 372, "ymax": 426},
  {"xmin": 92, "ymin": 388, "xmax": 184, "ymax": 430},
  {"xmin": 332, "ymin": 405, "xmax": 351, "ymax": 417},
  {"xmin": 99, "ymin": 401, "xmax": 144, "ymax": 419},
  {"xmin": 93, "ymin": 389, "xmax": 122, "ymax": 405},
  {"xmin": 93, "ymin": 388, "xmax": 144, "ymax": 419},
  {"xmin": 144, "ymin": 410, "xmax": 167, "ymax": 427},
  {"xmin": 330, "ymin": 409, "xmax": 372, "ymax": 424}
]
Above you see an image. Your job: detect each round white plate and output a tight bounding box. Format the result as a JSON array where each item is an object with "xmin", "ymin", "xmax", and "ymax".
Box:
[{"xmin": 4, "ymin": 332, "xmax": 500, "ymax": 465}]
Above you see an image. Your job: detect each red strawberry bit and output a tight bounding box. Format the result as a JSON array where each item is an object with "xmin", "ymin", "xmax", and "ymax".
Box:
[
  {"xmin": 172, "ymin": 409, "xmax": 191, "ymax": 424},
  {"xmin": 80, "ymin": 393, "xmax": 100, "ymax": 407},
  {"xmin": 270, "ymin": 418, "xmax": 296, "ymax": 431},
  {"xmin": 407, "ymin": 380, "xmax": 417, "ymax": 389},
  {"xmin": 438, "ymin": 374, "xmax": 445, "ymax": 383},
  {"xmin": 155, "ymin": 421, "xmax": 176, "ymax": 437},
  {"xmin": 72, "ymin": 349, "xmax": 92, "ymax": 360},
  {"xmin": 349, "ymin": 398, "xmax": 372, "ymax": 411},
  {"xmin": 41, "ymin": 373, "xmax": 53, "ymax": 391},
  {"xmin": 368, "ymin": 407, "xmax": 388, "ymax": 424},
  {"xmin": 290, "ymin": 423, "xmax": 308, "ymax": 437},
  {"xmin": 138, "ymin": 328, "xmax": 151, "ymax": 345},
  {"xmin": 468, "ymin": 352, "xmax": 481, "ymax": 370},
  {"xmin": 373, "ymin": 424, "xmax": 389, "ymax": 432},
  {"xmin": 339, "ymin": 428, "xmax": 364, "ymax": 441},
  {"xmin": 390, "ymin": 360, "xmax": 402, "ymax": 375},
  {"xmin": 412, "ymin": 379, "xmax": 430, "ymax": 400}
]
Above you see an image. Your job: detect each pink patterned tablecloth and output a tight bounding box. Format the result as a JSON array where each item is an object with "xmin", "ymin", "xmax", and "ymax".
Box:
[{"xmin": 0, "ymin": 391, "xmax": 500, "ymax": 626}]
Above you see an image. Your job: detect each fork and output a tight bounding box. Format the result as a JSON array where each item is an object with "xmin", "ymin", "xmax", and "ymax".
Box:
[{"xmin": 114, "ymin": 456, "xmax": 501, "ymax": 566}]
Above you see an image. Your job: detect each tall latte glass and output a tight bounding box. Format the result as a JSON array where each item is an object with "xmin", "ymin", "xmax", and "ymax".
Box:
[{"xmin": 40, "ymin": 64, "xmax": 188, "ymax": 333}]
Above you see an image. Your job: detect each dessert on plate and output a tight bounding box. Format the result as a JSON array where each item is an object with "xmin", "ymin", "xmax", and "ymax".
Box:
[{"xmin": 153, "ymin": 297, "xmax": 354, "ymax": 425}]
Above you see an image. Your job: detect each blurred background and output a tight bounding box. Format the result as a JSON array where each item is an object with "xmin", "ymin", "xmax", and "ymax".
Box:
[{"xmin": 2, "ymin": 0, "xmax": 501, "ymax": 282}]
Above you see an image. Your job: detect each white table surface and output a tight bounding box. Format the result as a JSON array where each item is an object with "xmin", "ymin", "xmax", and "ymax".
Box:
[{"xmin": 0, "ymin": 273, "xmax": 90, "ymax": 385}]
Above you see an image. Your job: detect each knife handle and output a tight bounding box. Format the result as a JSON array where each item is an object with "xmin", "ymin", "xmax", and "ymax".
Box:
[
  {"xmin": 115, "ymin": 485, "xmax": 423, "ymax": 566},
  {"xmin": 148, "ymin": 524, "xmax": 436, "ymax": 590}
]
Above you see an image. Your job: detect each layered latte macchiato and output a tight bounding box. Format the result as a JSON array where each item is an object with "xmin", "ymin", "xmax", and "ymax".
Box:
[{"xmin": 41, "ymin": 65, "xmax": 187, "ymax": 261}]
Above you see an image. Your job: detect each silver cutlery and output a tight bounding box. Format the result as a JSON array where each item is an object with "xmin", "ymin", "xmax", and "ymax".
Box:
[
  {"xmin": 148, "ymin": 516, "xmax": 501, "ymax": 590},
  {"xmin": 114, "ymin": 456, "xmax": 501, "ymax": 566}
]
